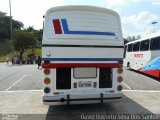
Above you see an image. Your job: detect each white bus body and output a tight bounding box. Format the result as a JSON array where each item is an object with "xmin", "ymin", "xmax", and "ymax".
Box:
[
  {"xmin": 124, "ymin": 32, "xmax": 160, "ymax": 78},
  {"xmin": 42, "ymin": 6, "xmax": 124, "ymax": 105}
]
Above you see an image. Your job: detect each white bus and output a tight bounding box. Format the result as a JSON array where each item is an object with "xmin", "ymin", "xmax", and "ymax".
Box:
[
  {"xmin": 124, "ymin": 32, "xmax": 160, "ymax": 78},
  {"xmin": 42, "ymin": 6, "xmax": 124, "ymax": 105}
]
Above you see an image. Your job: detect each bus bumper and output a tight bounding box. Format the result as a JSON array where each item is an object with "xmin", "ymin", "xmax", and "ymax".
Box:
[{"xmin": 43, "ymin": 93, "xmax": 122, "ymax": 105}]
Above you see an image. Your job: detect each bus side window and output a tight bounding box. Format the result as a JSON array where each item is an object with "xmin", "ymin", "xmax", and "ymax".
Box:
[
  {"xmin": 140, "ymin": 40, "xmax": 149, "ymax": 51},
  {"xmin": 127, "ymin": 44, "xmax": 133, "ymax": 52},
  {"xmin": 124, "ymin": 45, "xmax": 127, "ymax": 58},
  {"xmin": 133, "ymin": 42, "xmax": 140, "ymax": 52},
  {"xmin": 157, "ymin": 37, "xmax": 160, "ymax": 49},
  {"xmin": 150, "ymin": 37, "xmax": 157, "ymax": 50}
]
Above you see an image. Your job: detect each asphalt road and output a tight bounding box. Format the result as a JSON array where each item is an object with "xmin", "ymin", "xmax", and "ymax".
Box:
[
  {"xmin": 0, "ymin": 63, "xmax": 42, "ymax": 91},
  {"xmin": 0, "ymin": 63, "xmax": 160, "ymax": 120},
  {"xmin": 122, "ymin": 68, "xmax": 160, "ymax": 90}
]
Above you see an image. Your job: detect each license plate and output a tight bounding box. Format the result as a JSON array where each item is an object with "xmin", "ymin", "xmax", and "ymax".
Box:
[{"xmin": 79, "ymin": 81, "xmax": 92, "ymax": 88}]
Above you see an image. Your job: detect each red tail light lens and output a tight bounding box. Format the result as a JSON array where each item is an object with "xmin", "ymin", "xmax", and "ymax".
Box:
[
  {"xmin": 44, "ymin": 69, "xmax": 51, "ymax": 75},
  {"xmin": 118, "ymin": 60, "xmax": 123, "ymax": 65},
  {"xmin": 44, "ymin": 60, "xmax": 50, "ymax": 66},
  {"xmin": 117, "ymin": 76, "xmax": 123, "ymax": 82},
  {"xmin": 44, "ymin": 78, "xmax": 51, "ymax": 84},
  {"xmin": 117, "ymin": 68, "xmax": 123, "ymax": 74}
]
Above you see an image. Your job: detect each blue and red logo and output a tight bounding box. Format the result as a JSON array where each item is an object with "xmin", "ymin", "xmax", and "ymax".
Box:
[{"xmin": 52, "ymin": 19, "xmax": 115, "ymax": 36}]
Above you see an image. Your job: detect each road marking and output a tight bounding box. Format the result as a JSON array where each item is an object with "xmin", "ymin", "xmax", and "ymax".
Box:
[
  {"xmin": 122, "ymin": 82, "xmax": 131, "ymax": 90},
  {"xmin": 149, "ymin": 78, "xmax": 160, "ymax": 85},
  {"xmin": 5, "ymin": 75, "xmax": 32, "ymax": 91},
  {"xmin": 0, "ymin": 90, "xmax": 42, "ymax": 93},
  {"xmin": 123, "ymin": 90, "xmax": 160, "ymax": 93}
]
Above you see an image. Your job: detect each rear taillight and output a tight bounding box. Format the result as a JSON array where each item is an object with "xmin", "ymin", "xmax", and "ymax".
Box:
[
  {"xmin": 117, "ymin": 76, "xmax": 123, "ymax": 83},
  {"xmin": 44, "ymin": 69, "xmax": 50, "ymax": 75},
  {"xmin": 44, "ymin": 78, "xmax": 51, "ymax": 84},
  {"xmin": 117, "ymin": 68, "xmax": 123, "ymax": 74},
  {"xmin": 117, "ymin": 85, "xmax": 123, "ymax": 91},
  {"xmin": 44, "ymin": 60, "xmax": 50, "ymax": 66},
  {"xmin": 118, "ymin": 60, "xmax": 123, "ymax": 65},
  {"xmin": 44, "ymin": 87, "xmax": 50, "ymax": 93}
]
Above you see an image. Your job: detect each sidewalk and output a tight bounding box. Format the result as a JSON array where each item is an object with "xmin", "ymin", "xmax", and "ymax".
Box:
[{"xmin": 0, "ymin": 62, "xmax": 12, "ymax": 66}]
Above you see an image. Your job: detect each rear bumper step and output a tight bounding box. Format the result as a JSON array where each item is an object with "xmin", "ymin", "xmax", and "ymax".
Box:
[
  {"xmin": 43, "ymin": 93, "xmax": 122, "ymax": 105},
  {"xmin": 43, "ymin": 97, "xmax": 122, "ymax": 102}
]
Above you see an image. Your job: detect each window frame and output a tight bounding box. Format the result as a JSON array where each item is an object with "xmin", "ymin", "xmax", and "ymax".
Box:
[{"xmin": 73, "ymin": 67, "xmax": 97, "ymax": 79}]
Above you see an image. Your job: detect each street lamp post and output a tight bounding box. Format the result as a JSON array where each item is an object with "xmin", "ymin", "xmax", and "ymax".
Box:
[
  {"xmin": 9, "ymin": 0, "xmax": 14, "ymax": 63},
  {"xmin": 152, "ymin": 21, "xmax": 157, "ymax": 33}
]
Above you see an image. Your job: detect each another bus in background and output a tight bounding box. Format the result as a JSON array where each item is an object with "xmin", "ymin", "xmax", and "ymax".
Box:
[{"xmin": 124, "ymin": 32, "xmax": 160, "ymax": 78}]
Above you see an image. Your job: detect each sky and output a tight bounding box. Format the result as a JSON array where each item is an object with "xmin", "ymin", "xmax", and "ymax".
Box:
[{"xmin": 0, "ymin": 0, "xmax": 160, "ymax": 38}]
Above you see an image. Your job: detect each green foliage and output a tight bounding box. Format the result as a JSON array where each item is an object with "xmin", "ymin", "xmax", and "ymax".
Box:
[
  {"xmin": 24, "ymin": 26, "xmax": 43, "ymax": 46},
  {"xmin": 13, "ymin": 31, "xmax": 37, "ymax": 60},
  {"xmin": 124, "ymin": 38, "xmax": 129, "ymax": 45},
  {"xmin": 0, "ymin": 11, "xmax": 42, "ymax": 62},
  {"xmin": 34, "ymin": 29, "xmax": 43, "ymax": 45},
  {"xmin": 0, "ymin": 39, "xmax": 12, "ymax": 57},
  {"xmin": 0, "ymin": 11, "xmax": 24, "ymax": 40},
  {"xmin": 0, "ymin": 48, "xmax": 41, "ymax": 62}
]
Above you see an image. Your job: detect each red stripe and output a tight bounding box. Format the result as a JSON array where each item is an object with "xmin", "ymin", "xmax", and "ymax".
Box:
[
  {"xmin": 143, "ymin": 69, "xmax": 160, "ymax": 78},
  {"xmin": 42, "ymin": 63, "xmax": 121, "ymax": 68},
  {"xmin": 53, "ymin": 19, "xmax": 62, "ymax": 34}
]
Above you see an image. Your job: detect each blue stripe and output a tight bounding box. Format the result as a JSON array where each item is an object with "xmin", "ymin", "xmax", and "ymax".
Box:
[
  {"xmin": 61, "ymin": 19, "xmax": 116, "ymax": 36},
  {"xmin": 42, "ymin": 58, "xmax": 122, "ymax": 61},
  {"xmin": 141, "ymin": 57, "xmax": 160, "ymax": 71}
]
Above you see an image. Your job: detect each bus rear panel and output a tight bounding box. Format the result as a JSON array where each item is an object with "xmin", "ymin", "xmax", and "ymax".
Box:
[{"xmin": 42, "ymin": 6, "xmax": 124, "ymax": 105}]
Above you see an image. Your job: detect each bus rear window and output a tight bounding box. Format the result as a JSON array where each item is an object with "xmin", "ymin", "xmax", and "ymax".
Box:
[
  {"xmin": 74, "ymin": 67, "xmax": 97, "ymax": 79},
  {"xmin": 140, "ymin": 40, "xmax": 149, "ymax": 51}
]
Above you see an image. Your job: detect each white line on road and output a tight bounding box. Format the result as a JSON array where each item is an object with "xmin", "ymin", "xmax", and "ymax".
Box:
[
  {"xmin": 5, "ymin": 75, "xmax": 32, "ymax": 91},
  {"xmin": 0, "ymin": 90, "xmax": 42, "ymax": 93},
  {"xmin": 149, "ymin": 78, "xmax": 160, "ymax": 85},
  {"xmin": 122, "ymin": 82, "xmax": 131, "ymax": 90},
  {"xmin": 123, "ymin": 90, "xmax": 160, "ymax": 93}
]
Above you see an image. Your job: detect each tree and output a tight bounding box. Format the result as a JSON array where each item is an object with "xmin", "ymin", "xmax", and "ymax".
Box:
[
  {"xmin": 23, "ymin": 26, "xmax": 42, "ymax": 52},
  {"xmin": 13, "ymin": 31, "xmax": 36, "ymax": 60},
  {"xmin": 24, "ymin": 26, "xmax": 43, "ymax": 45},
  {"xmin": 0, "ymin": 11, "xmax": 24, "ymax": 40},
  {"xmin": 137, "ymin": 35, "xmax": 141, "ymax": 39},
  {"xmin": 34, "ymin": 29, "xmax": 43, "ymax": 46},
  {"xmin": 124, "ymin": 38, "xmax": 129, "ymax": 45},
  {"xmin": 132, "ymin": 36, "xmax": 136, "ymax": 41},
  {"xmin": 127, "ymin": 36, "xmax": 132, "ymax": 41}
]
